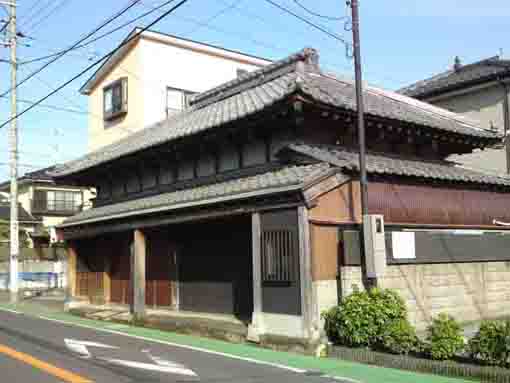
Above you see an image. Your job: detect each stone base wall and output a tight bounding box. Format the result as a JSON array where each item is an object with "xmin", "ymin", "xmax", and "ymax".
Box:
[{"xmin": 338, "ymin": 262, "xmax": 510, "ymax": 331}]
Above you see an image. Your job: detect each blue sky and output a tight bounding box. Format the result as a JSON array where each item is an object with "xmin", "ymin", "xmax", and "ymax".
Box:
[{"xmin": 0, "ymin": 0, "xmax": 508, "ymax": 180}]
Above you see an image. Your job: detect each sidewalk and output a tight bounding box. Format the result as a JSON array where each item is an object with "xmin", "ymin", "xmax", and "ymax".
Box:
[{"xmin": 0, "ymin": 291, "xmax": 471, "ymax": 383}]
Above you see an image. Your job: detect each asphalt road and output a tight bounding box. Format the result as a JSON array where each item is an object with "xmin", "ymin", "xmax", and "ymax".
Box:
[{"xmin": 0, "ymin": 309, "xmax": 341, "ymax": 383}]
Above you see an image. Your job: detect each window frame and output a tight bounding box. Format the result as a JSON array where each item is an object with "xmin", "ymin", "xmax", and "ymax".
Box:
[
  {"xmin": 166, "ymin": 86, "xmax": 196, "ymax": 117},
  {"xmin": 103, "ymin": 77, "xmax": 128, "ymax": 121},
  {"xmin": 43, "ymin": 189, "xmax": 82, "ymax": 213},
  {"xmin": 261, "ymin": 229, "xmax": 296, "ymax": 286}
]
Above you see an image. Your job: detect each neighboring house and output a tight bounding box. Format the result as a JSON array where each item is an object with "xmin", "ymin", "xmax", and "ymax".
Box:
[
  {"xmin": 81, "ymin": 28, "xmax": 271, "ymax": 152},
  {"xmin": 0, "ymin": 166, "xmax": 93, "ymax": 244},
  {"xmin": 399, "ymin": 56, "xmax": 510, "ymax": 174},
  {"xmin": 0, "ymin": 202, "xmax": 40, "ymax": 245},
  {"xmin": 54, "ymin": 48, "xmax": 510, "ymax": 347}
]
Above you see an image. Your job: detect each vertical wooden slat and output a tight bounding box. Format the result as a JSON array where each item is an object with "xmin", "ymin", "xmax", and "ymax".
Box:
[
  {"xmin": 286, "ymin": 231, "xmax": 290, "ymax": 281},
  {"xmin": 281, "ymin": 231, "xmax": 285, "ymax": 281}
]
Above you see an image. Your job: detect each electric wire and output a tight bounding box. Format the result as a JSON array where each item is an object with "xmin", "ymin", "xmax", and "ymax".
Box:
[
  {"xmin": 184, "ymin": 0, "xmax": 241, "ymax": 36},
  {"xmin": 0, "ymin": 0, "xmax": 191, "ymax": 130},
  {"xmin": 18, "ymin": 0, "xmax": 175, "ymax": 66},
  {"xmin": 292, "ymin": 0, "xmax": 347, "ymax": 21},
  {"xmin": 262, "ymin": 0, "xmax": 348, "ymax": 44},
  {"xmin": 22, "ymin": 0, "xmax": 71, "ymax": 34},
  {"xmin": 0, "ymin": 0, "xmax": 142, "ymax": 98}
]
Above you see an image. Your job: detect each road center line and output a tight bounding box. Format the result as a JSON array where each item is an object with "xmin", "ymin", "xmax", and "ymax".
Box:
[{"xmin": 0, "ymin": 343, "xmax": 93, "ymax": 383}]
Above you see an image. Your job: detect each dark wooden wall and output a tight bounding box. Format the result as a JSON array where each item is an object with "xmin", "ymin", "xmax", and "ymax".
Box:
[
  {"xmin": 176, "ymin": 216, "xmax": 253, "ymax": 318},
  {"xmin": 368, "ymin": 181, "xmax": 510, "ymax": 226}
]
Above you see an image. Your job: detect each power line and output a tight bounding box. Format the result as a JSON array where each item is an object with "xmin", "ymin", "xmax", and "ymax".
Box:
[
  {"xmin": 0, "ymin": 94, "xmax": 88, "ymax": 115},
  {"xmin": 22, "ymin": 0, "xmax": 72, "ymax": 34},
  {"xmin": 18, "ymin": 0, "xmax": 174, "ymax": 66},
  {"xmin": 0, "ymin": 0, "xmax": 191, "ymax": 130},
  {"xmin": 18, "ymin": 0, "xmax": 53, "ymax": 29},
  {"xmin": 0, "ymin": 0, "xmax": 142, "ymax": 99},
  {"xmin": 184, "ymin": 0, "xmax": 241, "ymax": 35},
  {"xmin": 262, "ymin": 0, "xmax": 349, "ymax": 45},
  {"xmin": 141, "ymin": 0, "xmax": 282, "ymax": 53},
  {"xmin": 0, "ymin": 4, "xmax": 8, "ymax": 16},
  {"xmin": 0, "ymin": 18, "xmax": 8, "ymax": 34},
  {"xmin": 292, "ymin": 0, "xmax": 347, "ymax": 21}
]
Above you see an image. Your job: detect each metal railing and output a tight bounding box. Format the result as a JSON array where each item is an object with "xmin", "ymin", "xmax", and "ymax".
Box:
[{"xmin": 31, "ymin": 199, "xmax": 82, "ymax": 215}]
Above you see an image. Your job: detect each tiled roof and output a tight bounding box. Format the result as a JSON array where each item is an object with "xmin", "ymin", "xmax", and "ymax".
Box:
[
  {"xmin": 53, "ymin": 48, "xmax": 499, "ymax": 179},
  {"xmin": 287, "ymin": 143, "xmax": 510, "ymax": 187},
  {"xmin": 398, "ymin": 56, "xmax": 510, "ymax": 99},
  {"xmin": 0, "ymin": 203, "xmax": 40, "ymax": 223},
  {"xmin": 0, "ymin": 165, "xmax": 56, "ymax": 190},
  {"xmin": 59, "ymin": 163, "xmax": 332, "ymax": 227}
]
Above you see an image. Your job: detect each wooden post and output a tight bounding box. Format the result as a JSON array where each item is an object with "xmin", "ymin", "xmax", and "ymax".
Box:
[
  {"xmin": 247, "ymin": 212, "xmax": 263, "ymax": 342},
  {"xmin": 65, "ymin": 242, "xmax": 77, "ymax": 309},
  {"xmin": 298, "ymin": 206, "xmax": 314, "ymax": 340},
  {"xmin": 132, "ymin": 229, "xmax": 146, "ymax": 320},
  {"xmin": 103, "ymin": 255, "xmax": 112, "ymax": 304}
]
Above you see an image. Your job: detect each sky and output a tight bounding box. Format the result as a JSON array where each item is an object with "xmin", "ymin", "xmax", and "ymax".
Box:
[{"xmin": 0, "ymin": 0, "xmax": 509, "ymax": 180}]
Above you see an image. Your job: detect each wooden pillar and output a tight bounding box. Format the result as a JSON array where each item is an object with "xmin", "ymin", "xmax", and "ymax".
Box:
[
  {"xmin": 103, "ymin": 255, "xmax": 112, "ymax": 304},
  {"xmin": 247, "ymin": 212, "xmax": 263, "ymax": 342},
  {"xmin": 65, "ymin": 242, "xmax": 77, "ymax": 307},
  {"xmin": 298, "ymin": 206, "xmax": 314, "ymax": 340},
  {"xmin": 131, "ymin": 229, "xmax": 146, "ymax": 320}
]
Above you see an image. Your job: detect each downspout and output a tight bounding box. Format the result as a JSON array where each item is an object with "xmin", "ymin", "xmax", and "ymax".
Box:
[{"xmin": 497, "ymin": 78, "xmax": 510, "ymax": 174}]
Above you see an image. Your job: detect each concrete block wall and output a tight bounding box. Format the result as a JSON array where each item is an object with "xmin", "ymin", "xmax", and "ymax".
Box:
[{"xmin": 339, "ymin": 262, "xmax": 510, "ymax": 331}]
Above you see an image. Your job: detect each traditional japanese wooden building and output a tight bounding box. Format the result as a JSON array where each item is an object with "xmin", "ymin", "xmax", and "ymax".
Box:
[{"xmin": 54, "ymin": 48, "xmax": 510, "ymax": 345}]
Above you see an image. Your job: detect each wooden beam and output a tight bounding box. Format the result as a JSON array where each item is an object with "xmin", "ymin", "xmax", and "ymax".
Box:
[
  {"xmin": 65, "ymin": 243, "xmax": 77, "ymax": 303},
  {"xmin": 132, "ymin": 229, "xmax": 146, "ymax": 320},
  {"xmin": 247, "ymin": 212, "xmax": 263, "ymax": 342}
]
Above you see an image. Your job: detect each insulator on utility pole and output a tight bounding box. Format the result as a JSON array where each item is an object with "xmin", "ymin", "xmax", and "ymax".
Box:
[{"xmin": 8, "ymin": 0, "xmax": 19, "ymax": 303}]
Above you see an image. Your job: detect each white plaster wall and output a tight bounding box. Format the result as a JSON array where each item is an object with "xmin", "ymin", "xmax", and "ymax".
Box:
[
  {"xmin": 261, "ymin": 313, "xmax": 305, "ymax": 339},
  {"xmin": 312, "ymin": 279, "xmax": 338, "ymax": 334},
  {"xmin": 17, "ymin": 185, "xmax": 32, "ymax": 214},
  {"xmin": 432, "ymin": 84, "xmax": 507, "ymax": 132},
  {"xmin": 140, "ymin": 38, "xmax": 268, "ymax": 127}
]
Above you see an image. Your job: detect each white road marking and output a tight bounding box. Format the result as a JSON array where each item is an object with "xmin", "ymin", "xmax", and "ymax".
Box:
[
  {"xmin": 63, "ymin": 336, "xmax": 196, "ymax": 376},
  {"xmin": 36, "ymin": 315, "xmax": 307, "ymax": 374},
  {"xmin": 65, "ymin": 339, "xmax": 119, "ymax": 349},
  {"xmin": 64, "ymin": 338, "xmax": 119, "ymax": 358},
  {"xmin": 1, "ymin": 308, "xmax": 21, "ymax": 314},
  {"xmin": 322, "ymin": 375, "xmax": 363, "ymax": 383},
  {"xmin": 0, "ymin": 308, "xmax": 364, "ymax": 382},
  {"xmin": 98, "ymin": 357, "xmax": 197, "ymax": 376}
]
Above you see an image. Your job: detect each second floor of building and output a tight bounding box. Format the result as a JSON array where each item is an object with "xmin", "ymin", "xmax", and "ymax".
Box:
[{"xmin": 82, "ymin": 29, "xmax": 271, "ymax": 152}]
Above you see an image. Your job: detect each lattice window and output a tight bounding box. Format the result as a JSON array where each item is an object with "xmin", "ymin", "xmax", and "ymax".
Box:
[{"xmin": 261, "ymin": 230, "xmax": 296, "ymax": 284}]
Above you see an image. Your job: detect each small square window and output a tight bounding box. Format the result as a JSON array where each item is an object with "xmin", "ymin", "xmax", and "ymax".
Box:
[
  {"xmin": 103, "ymin": 78, "xmax": 127, "ymax": 121},
  {"xmin": 166, "ymin": 87, "xmax": 196, "ymax": 116},
  {"xmin": 261, "ymin": 230, "xmax": 296, "ymax": 285}
]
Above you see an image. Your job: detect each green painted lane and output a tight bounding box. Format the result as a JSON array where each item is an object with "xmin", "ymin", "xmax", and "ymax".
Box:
[{"xmin": 0, "ymin": 302, "xmax": 473, "ymax": 383}]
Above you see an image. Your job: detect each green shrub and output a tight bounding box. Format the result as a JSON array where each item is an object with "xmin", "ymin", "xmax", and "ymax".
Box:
[
  {"xmin": 379, "ymin": 318, "xmax": 419, "ymax": 355},
  {"xmin": 425, "ymin": 313, "xmax": 464, "ymax": 360},
  {"xmin": 322, "ymin": 287, "xmax": 407, "ymax": 347},
  {"xmin": 468, "ymin": 320, "xmax": 510, "ymax": 367}
]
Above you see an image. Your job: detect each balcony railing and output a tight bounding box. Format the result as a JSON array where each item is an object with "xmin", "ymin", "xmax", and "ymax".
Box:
[{"xmin": 31, "ymin": 199, "xmax": 82, "ymax": 215}]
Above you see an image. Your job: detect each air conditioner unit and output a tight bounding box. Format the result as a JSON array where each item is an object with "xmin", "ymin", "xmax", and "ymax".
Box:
[{"xmin": 362, "ymin": 214, "xmax": 386, "ymax": 279}]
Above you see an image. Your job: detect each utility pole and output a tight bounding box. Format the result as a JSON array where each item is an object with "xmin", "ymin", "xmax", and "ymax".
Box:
[
  {"xmin": 349, "ymin": 0, "xmax": 375, "ymax": 287},
  {"xmin": 7, "ymin": 0, "xmax": 18, "ymax": 303}
]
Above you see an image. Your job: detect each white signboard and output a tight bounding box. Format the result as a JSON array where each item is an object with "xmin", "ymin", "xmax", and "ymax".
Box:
[{"xmin": 391, "ymin": 232, "xmax": 416, "ymax": 259}]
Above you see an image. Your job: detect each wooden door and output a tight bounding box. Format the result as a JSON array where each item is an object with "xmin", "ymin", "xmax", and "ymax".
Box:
[
  {"xmin": 110, "ymin": 241, "xmax": 132, "ymax": 305},
  {"xmin": 146, "ymin": 236, "xmax": 172, "ymax": 307}
]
